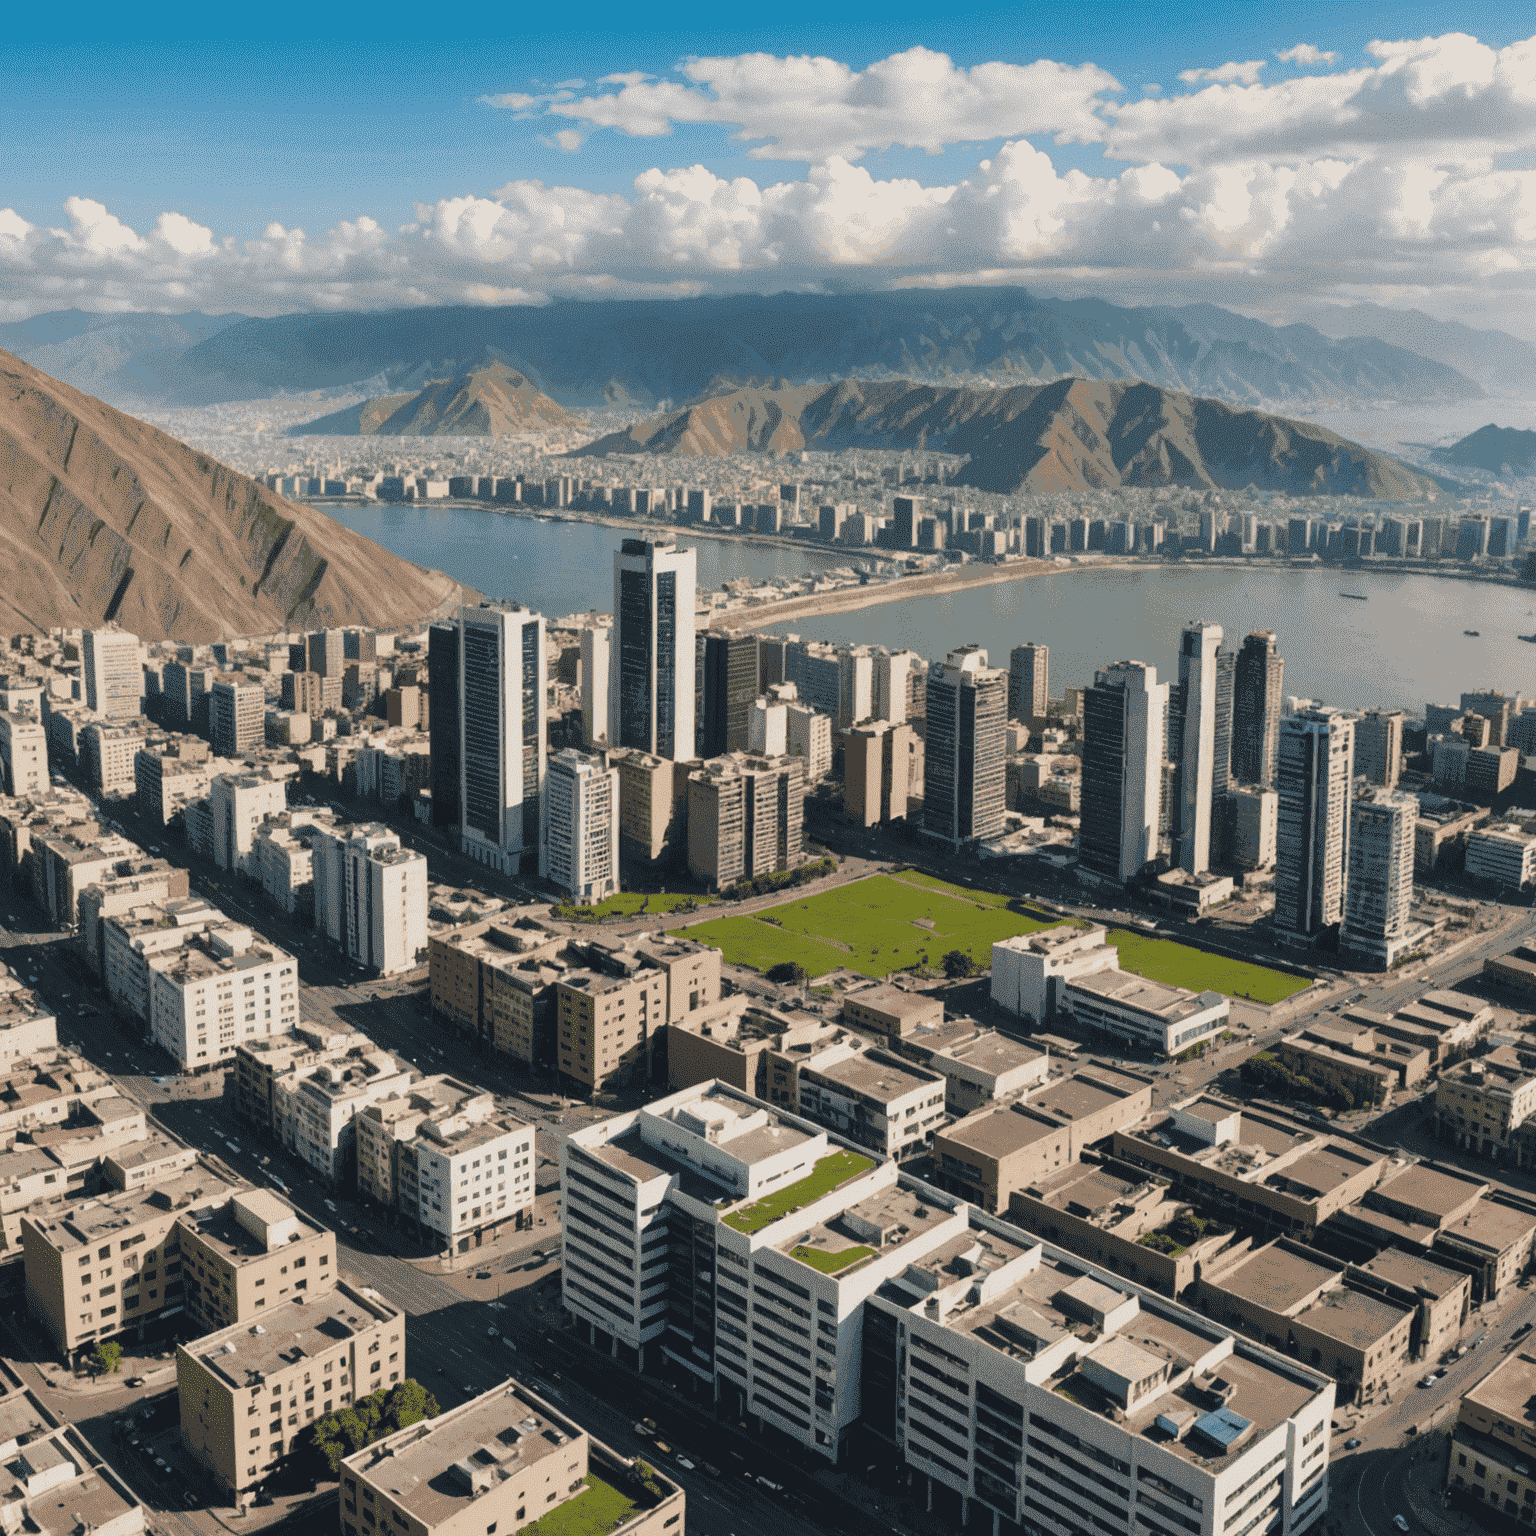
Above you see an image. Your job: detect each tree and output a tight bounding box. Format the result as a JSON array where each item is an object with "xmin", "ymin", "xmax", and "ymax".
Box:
[
  {"xmin": 767, "ymin": 962, "xmax": 807, "ymax": 986},
  {"xmin": 295, "ymin": 1381, "xmax": 442, "ymax": 1480},
  {"xmin": 942, "ymin": 950, "xmax": 975, "ymax": 979},
  {"xmin": 90, "ymin": 1341, "xmax": 122, "ymax": 1376}
]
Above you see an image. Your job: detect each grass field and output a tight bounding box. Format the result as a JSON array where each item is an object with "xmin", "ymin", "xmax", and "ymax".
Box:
[
  {"xmin": 1106, "ymin": 929, "xmax": 1311, "ymax": 1005},
  {"xmin": 679, "ymin": 871, "xmax": 1059, "ymax": 979},
  {"xmin": 722, "ymin": 1149, "xmax": 874, "ymax": 1233},
  {"xmin": 521, "ymin": 1470, "xmax": 638, "ymax": 1536},
  {"xmin": 790, "ymin": 1243, "xmax": 877, "ymax": 1274},
  {"xmin": 557, "ymin": 891, "xmax": 715, "ymax": 921},
  {"xmin": 678, "ymin": 869, "xmax": 1309, "ymax": 1004}
]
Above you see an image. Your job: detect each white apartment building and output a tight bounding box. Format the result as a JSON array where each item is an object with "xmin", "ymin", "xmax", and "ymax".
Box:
[
  {"xmin": 0, "ymin": 710, "xmax": 47, "ymax": 797},
  {"xmin": 875, "ymin": 649, "xmax": 924, "ymax": 724},
  {"xmin": 796, "ymin": 1046, "xmax": 948, "ymax": 1159},
  {"xmin": 545, "ymin": 749, "xmax": 619, "ymax": 906},
  {"xmin": 787, "ymin": 703, "xmax": 833, "ymax": 781},
  {"xmin": 749, "ymin": 692, "xmax": 790, "ymax": 756},
  {"xmin": 1064, "ymin": 969, "xmax": 1230, "ymax": 1057},
  {"xmin": 273, "ymin": 1048, "xmax": 415, "ymax": 1184},
  {"xmin": 1466, "ymin": 825, "xmax": 1536, "ymax": 890},
  {"xmin": 82, "ymin": 627, "xmax": 141, "ymax": 718},
  {"xmin": 863, "ymin": 1209, "xmax": 1334, "ymax": 1536},
  {"xmin": 79, "ymin": 722, "xmax": 144, "ymax": 797},
  {"xmin": 135, "ymin": 743, "xmax": 215, "ymax": 827},
  {"xmin": 146, "ymin": 925, "xmax": 298, "ymax": 1070},
  {"xmin": 563, "ymin": 1082, "xmax": 948, "ymax": 1461},
  {"xmin": 102, "ymin": 897, "xmax": 223, "ymax": 1023},
  {"xmin": 252, "ymin": 815, "xmax": 326, "ymax": 914},
  {"xmin": 580, "ymin": 621, "xmax": 611, "ymax": 747},
  {"xmin": 357, "ymin": 1077, "xmax": 535, "ymax": 1251},
  {"xmin": 991, "ymin": 924, "xmax": 1121, "ymax": 1026},
  {"xmin": 209, "ymin": 772, "xmax": 287, "ymax": 874},
  {"xmin": 312, "ymin": 823, "xmax": 428, "ymax": 976},
  {"xmin": 1341, "ymin": 791, "xmax": 1420, "ymax": 966},
  {"xmin": 1231, "ymin": 786, "xmax": 1279, "ymax": 872}
]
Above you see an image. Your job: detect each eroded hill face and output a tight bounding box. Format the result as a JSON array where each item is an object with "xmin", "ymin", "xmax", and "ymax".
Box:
[
  {"xmin": 1434, "ymin": 424, "xmax": 1536, "ymax": 472},
  {"xmin": 576, "ymin": 377, "xmax": 1439, "ymax": 500},
  {"xmin": 289, "ymin": 363, "xmax": 574, "ymax": 437},
  {"xmin": 0, "ymin": 349, "xmax": 466, "ymax": 639}
]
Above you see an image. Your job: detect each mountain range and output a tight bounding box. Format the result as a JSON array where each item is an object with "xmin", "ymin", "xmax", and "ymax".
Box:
[
  {"xmin": 288, "ymin": 363, "xmax": 574, "ymax": 436},
  {"xmin": 1433, "ymin": 424, "xmax": 1536, "ymax": 473},
  {"xmin": 0, "ymin": 348, "xmax": 466, "ymax": 639},
  {"xmin": 578, "ymin": 377, "xmax": 1439, "ymax": 500},
  {"xmin": 0, "ymin": 289, "xmax": 1496, "ymax": 413}
]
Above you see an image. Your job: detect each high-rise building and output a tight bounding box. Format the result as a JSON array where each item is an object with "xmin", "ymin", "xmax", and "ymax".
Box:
[
  {"xmin": 426, "ymin": 620, "xmax": 461, "ymax": 828},
  {"xmin": 892, "ymin": 494, "xmax": 922, "ymax": 547},
  {"xmin": 1275, "ymin": 706, "xmax": 1355, "ymax": 943},
  {"xmin": 923, "ymin": 647, "xmax": 1007, "ymax": 848},
  {"xmin": 873, "ymin": 649, "xmax": 923, "ymax": 724},
  {"xmin": 545, "ymin": 749, "xmax": 619, "ymax": 907},
  {"xmin": 458, "ymin": 603, "xmax": 547, "ymax": 876},
  {"xmin": 1356, "ymin": 708, "xmax": 1405, "ymax": 787},
  {"xmin": 1341, "ymin": 790, "xmax": 1419, "ymax": 965},
  {"xmin": 1172, "ymin": 622, "xmax": 1222, "ymax": 874},
  {"xmin": 306, "ymin": 627, "xmax": 344, "ymax": 677},
  {"xmin": 0, "ymin": 709, "xmax": 47, "ymax": 797},
  {"xmin": 579, "ymin": 622, "xmax": 611, "ymax": 747},
  {"xmin": 1233, "ymin": 630, "xmax": 1285, "ymax": 785},
  {"xmin": 699, "ymin": 630, "xmax": 760, "ymax": 756},
  {"xmin": 1008, "ymin": 643, "xmax": 1049, "ymax": 721},
  {"xmin": 208, "ymin": 678, "xmax": 265, "ymax": 756},
  {"xmin": 1461, "ymin": 690, "xmax": 1512, "ymax": 747},
  {"xmin": 312, "ymin": 823, "xmax": 428, "ymax": 975},
  {"xmin": 842, "ymin": 720, "xmax": 919, "ymax": 826},
  {"xmin": 611, "ymin": 537, "xmax": 696, "ymax": 761},
  {"xmin": 1080, "ymin": 661, "xmax": 1168, "ymax": 883},
  {"xmin": 82, "ymin": 627, "xmax": 141, "ymax": 718},
  {"xmin": 686, "ymin": 753, "xmax": 805, "ymax": 890},
  {"xmin": 1230, "ymin": 784, "xmax": 1279, "ymax": 871}
]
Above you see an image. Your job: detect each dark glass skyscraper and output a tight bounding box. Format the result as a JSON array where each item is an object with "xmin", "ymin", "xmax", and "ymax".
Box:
[
  {"xmin": 1233, "ymin": 631, "xmax": 1285, "ymax": 786},
  {"xmin": 612, "ymin": 538, "xmax": 696, "ymax": 761}
]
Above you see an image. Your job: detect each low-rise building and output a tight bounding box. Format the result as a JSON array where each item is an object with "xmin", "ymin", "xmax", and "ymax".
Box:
[
  {"xmin": 556, "ymin": 966, "xmax": 667, "ymax": 1098},
  {"xmin": 178, "ymin": 1279, "xmax": 402, "ymax": 1500},
  {"xmin": 932, "ymin": 1062, "xmax": 1156, "ymax": 1211},
  {"xmin": 1466, "ymin": 824, "xmax": 1536, "ymax": 889},
  {"xmin": 795, "ymin": 1047, "xmax": 947, "ymax": 1159},
  {"xmin": 1484, "ymin": 943, "xmax": 1536, "ymax": 1002},
  {"xmin": 0, "ymin": 709, "xmax": 47, "ymax": 798},
  {"xmin": 355, "ymin": 1078, "xmax": 535, "ymax": 1252},
  {"xmin": 178, "ymin": 1187, "xmax": 336, "ymax": 1333},
  {"xmin": 894, "ymin": 1018, "xmax": 1050, "ymax": 1115},
  {"xmin": 1447, "ymin": 1347, "xmax": 1536, "ymax": 1519},
  {"xmin": 1436, "ymin": 1046, "xmax": 1536, "ymax": 1161},
  {"xmin": 990, "ymin": 924, "xmax": 1120, "ymax": 1026},
  {"xmin": 273, "ymin": 1048, "xmax": 417, "ymax": 1185},
  {"xmin": 1274, "ymin": 1024, "xmax": 1406, "ymax": 1109},
  {"xmin": 840, "ymin": 984, "xmax": 944, "ymax": 1040},
  {"xmin": 341, "ymin": 1379, "xmax": 684, "ymax": 1536},
  {"xmin": 0, "ymin": 1416, "xmax": 147, "ymax": 1536},
  {"xmin": 1063, "ymin": 969, "xmax": 1230, "ymax": 1058}
]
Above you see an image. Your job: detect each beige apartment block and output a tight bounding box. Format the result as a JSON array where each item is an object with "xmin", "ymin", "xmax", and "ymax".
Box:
[
  {"xmin": 840, "ymin": 984, "xmax": 944, "ymax": 1040},
  {"xmin": 796, "ymin": 1047, "xmax": 948, "ymax": 1159},
  {"xmin": 179, "ymin": 1188, "xmax": 336, "ymax": 1333},
  {"xmin": 134, "ymin": 740, "xmax": 214, "ymax": 828},
  {"xmin": 556, "ymin": 967, "xmax": 666, "ymax": 1096},
  {"xmin": 1437, "ymin": 1045, "xmax": 1536, "ymax": 1160},
  {"xmin": 894, "ymin": 1018, "xmax": 1049, "ymax": 1115},
  {"xmin": 0, "ymin": 1411, "xmax": 147, "ymax": 1536},
  {"xmin": 0, "ymin": 709, "xmax": 48, "ymax": 799},
  {"xmin": 179, "ymin": 1280, "xmax": 402, "ymax": 1500},
  {"xmin": 1448, "ymin": 1348, "xmax": 1536, "ymax": 1517},
  {"xmin": 341, "ymin": 1379, "xmax": 684, "ymax": 1536},
  {"xmin": 634, "ymin": 936, "xmax": 721, "ymax": 1023},
  {"xmin": 76, "ymin": 863, "xmax": 191, "ymax": 978},
  {"xmin": 79, "ymin": 722, "xmax": 145, "ymax": 798},
  {"xmin": 23, "ymin": 1162, "xmax": 241, "ymax": 1357},
  {"xmin": 610, "ymin": 748, "xmax": 687, "ymax": 865},
  {"xmin": 231, "ymin": 1021, "xmax": 373, "ymax": 1135},
  {"xmin": 0, "ymin": 978, "xmax": 58, "ymax": 1066}
]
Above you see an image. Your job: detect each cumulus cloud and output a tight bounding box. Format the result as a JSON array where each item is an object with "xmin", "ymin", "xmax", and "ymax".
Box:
[
  {"xmin": 529, "ymin": 46, "xmax": 1120, "ymax": 160},
  {"xmin": 1277, "ymin": 44, "xmax": 1339, "ymax": 66},
  {"xmin": 1177, "ymin": 61, "xmax": 1266, "ymax": 86},
  {"xmin": 6, "ymin": 29, "xmax": 1536, "ymax": 327}
]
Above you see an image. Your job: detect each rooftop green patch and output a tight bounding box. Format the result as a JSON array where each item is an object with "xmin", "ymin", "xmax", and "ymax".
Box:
[
  {"xmin": 551, "ymin": 891, "xmax": 715, "ymax": 922},
  {"xmin": 790, "ymin": 1242, "xmax": 877, "ymax": 1275},
  {"xmin": 721, "ymin": 1149, "xmax": 875, "ymax": 1234},
  {"xmin": 519, "ymin": 1468, "xmax": 641, "ymax": 1536}
]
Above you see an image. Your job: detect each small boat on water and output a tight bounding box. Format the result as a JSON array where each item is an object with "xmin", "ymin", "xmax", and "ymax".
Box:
[
  {"xmin": 1339, "ymin": 592, "xmax": 1368, "ymax": 601},
  {"xmin": 1520, "ymin": 634, "xmax": 1536, "ymax": 644},
  {"xmin": 1465, "ymin": 629, "xmax": 1481, "ymax": 636}
]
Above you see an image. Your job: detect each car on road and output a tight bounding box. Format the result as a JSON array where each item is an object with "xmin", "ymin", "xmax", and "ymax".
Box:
[
  {"xmin": 1394, "ymin": 1518, "xmax": 1410, "ymax": 1532},
  {"xmin": 1418, "ymin": 1374, "xmax": 1437, "ymax": 1388},
  {"xmin": 675, "ymin": 1456, "xmax": 696, "ymax": 1470},
  {"xmin": 1515, "ymin": 1323, "xmax": 1532, "ymax": 1340},
  {"xmin": 1344, "ymin": 1438, "xmax": 1362, "ymax": 1450},
  {"xmin": 756, "ymin": 1476, "xmax": 784, "ymax": 1493},
  {"xmin": 125, "ymin": 1376, "xmax": 146, "ymax": 1388},
  {"xmin": 486, "ymin": 1327, "xmax": 499, "ymax": 1338}
]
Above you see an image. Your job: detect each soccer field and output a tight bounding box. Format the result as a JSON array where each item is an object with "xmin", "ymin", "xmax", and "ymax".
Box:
[{"xmin": 679, "ymin": 870, "xmax": 1310, "ymax": 1003}]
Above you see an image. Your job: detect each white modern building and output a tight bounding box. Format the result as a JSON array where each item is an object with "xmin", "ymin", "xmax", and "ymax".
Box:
[
  {"xmin": 145, "ymin": 924, "xmax": 299, "ymax": 1070},
  {"xmin": 1080, "ymin": 661, "xmax": 1169, "ymax": 883},
  {"xmin": 787, "ymin": 701, "xmax": 833, "ymax": 782},
  {"xmin": 1175, "ymin": 621, "xmax": 1223, "ymax": 874},
  {"xmin": 1063, "ymin": 968, "xmax": 1229, "ymax": 1056},
  {"xmin": 991, "ymin": 924, "xmax": 1121, "ymax": 1025},
  {"xmin": 0, "ymin": 709, "xmax": 47, "ymax": 797},
  {"xmin": 1275, "ymin": 706, "xmax": 1355, "ymax": 944},
  {"xmin": 1341, "ymin": 791, "xmax": 1419, "ymax": 966},
  {"xmin": 82, "ymin": 626, "xmax": 141, "ymax": 718},
  {"xmin": 876, "ymin": 649, "xmax": 924, "ymax": 724},
  {"xmin": 312, "ymin": 823, "xmax": 428, "ymax": 976},
  {"xmin": 611, "ymin": 538, "xmax": 696, "ymax": 762},
  {"xmin": 208, "ymin": 678, "xmax": 265, "ymax": 756},
  {"xmin": 79, "ymin": 721, "xmax": 144, "ymax": 797},
  {"xmin": 458, "ymin": 602, "xmax": 548, "ymax": 875},
  {"xmin": 545, "ymin": 749, "xmax": 619, "ymax": 906}
]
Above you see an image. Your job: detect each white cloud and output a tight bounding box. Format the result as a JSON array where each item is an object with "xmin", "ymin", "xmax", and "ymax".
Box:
[
  {"xmin": 1277, "ymin": 44, "xmax": 1339, "ymax": 66},
  {"xmin": 541, "ymin": 129, "xmax": 586, "ymax": 153},
  {"xmin": 1177, "ymin": 61, "xmax": 1266, "ymax": 86},
  {"xmin": 526, "ymin": 46, "xmax": 1120, "ymax": 160}
]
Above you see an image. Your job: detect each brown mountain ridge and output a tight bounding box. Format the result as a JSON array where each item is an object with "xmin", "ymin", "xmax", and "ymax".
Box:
[
  {"xmin": 290, "ymin": 362, "xmax": 574, "ymax": 437},
  {"xmin": 0, "ymin": 348, "xmax": 468, "ymax": 640},
  {"xmin": 577, "ymin": 377, "xmax": 1438, "ymax": 500}
]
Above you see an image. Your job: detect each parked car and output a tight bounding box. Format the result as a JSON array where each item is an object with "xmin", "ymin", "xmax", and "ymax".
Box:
[
  {"xmin": 1394, "ymin": 1518, "xmax": 1410, "ymax": 1532},
  {"xmin": 1418, "ymin": 1375, "xmax": 1437, "ymax": 1388},
  {"xmin": 125, "ymin": 1376, "xmax": 146, "ymax": 1388},
  {"xmin": 1345, "ymin": 1438, "xmax": 1362, "ymax": 1450},
  {"xmin": 756, "ymin": 1476, "xmax": 784, "ymax": 1493},
  {"xmin": 675, "ymin": 1457, "xmax": 696, "ymax": 1471},
  {"xmin": 1514, "ymin": 1323, "xmax": 1532, "ymax": 1340}
]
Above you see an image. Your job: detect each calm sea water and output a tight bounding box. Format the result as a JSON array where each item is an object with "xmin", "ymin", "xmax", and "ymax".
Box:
[
  {"xmin": 325, "ymin": 501, "xmax": 1536, "ymax": 713},
  {"xmin": 317, "ymin": 503, "xmax": 851, "ymax": 618},
  {"xmin": 785, "ymin": 564, "xmax": 1536, "ymax": 714}
]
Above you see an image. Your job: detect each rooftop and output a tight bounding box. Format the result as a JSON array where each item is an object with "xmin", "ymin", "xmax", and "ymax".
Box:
[
  {"xmin": 1464, "ymin": 1349, "xmax": 1536, "ymax": 1429},
  {"xmin": 27, "ymin": 1166, "xmax": 238, "ymax": 1251},
  {"xmin": 722, "ymin": 1148, "xmax": 876, "ymax": 1233},
  {"xmin": 1066, "ymin": 969, "xmax": 1225, "ymax": 1023},
  {"xmin": 1354, "ymin": 1247, "xmax": 1468, "ymax": 1299},
  {"xmin": 778, "ymin": 1184, "xmax": 953, "ymax": 1279},
  {"xmin": 1294, "ymin": 1287, "xmax": 1412, "ymax": 1350},
  {"xmin": 1207, "ymin": 1244, "xmax": 1339, "ymax": 1314},
  {"xmin": 803, "ymin": 1050, "xmax": 942, "ymax": 1103}
]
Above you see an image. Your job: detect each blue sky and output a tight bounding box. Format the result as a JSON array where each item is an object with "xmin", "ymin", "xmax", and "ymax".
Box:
[{"xmin": 3, "ymin": 5, "xmax": 1535, "ymax": 327}]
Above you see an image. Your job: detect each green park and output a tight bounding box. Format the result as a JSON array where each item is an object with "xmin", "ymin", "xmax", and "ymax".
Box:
[{"xmin": 679, "ymin": 870, "xmax": 1309, "ymax": 1006}]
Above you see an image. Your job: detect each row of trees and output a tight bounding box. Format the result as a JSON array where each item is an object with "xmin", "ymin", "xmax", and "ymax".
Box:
[{"xmin": 299, "ymin": 1380, "xmax": 442, "ymax": 1478}]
